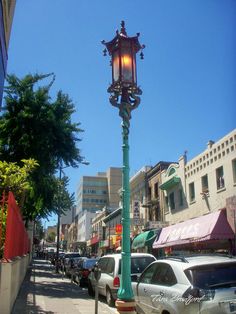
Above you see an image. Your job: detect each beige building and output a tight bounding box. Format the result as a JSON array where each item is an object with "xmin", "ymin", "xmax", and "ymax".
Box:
[
  {"xmin": 152, "ymin": 129, "xmax": 236, "ymax": 253},
  {"xmin": 76, "ymin": 167, "xmax": 122, "ymax": 216},
  {"xmin": 145, "ymin": 162, "xmax": 174, "ymax": 228},
  {"xmin": 129, "ymin": 166, "xmax": 151, "ymax": 233},
  {"xmin": 160, "ymin": 129, "xmax": 236, "ymax": 224},
  {"xmin": 74, "ymin": 167, "xmax": 122, "ymax": 252}
]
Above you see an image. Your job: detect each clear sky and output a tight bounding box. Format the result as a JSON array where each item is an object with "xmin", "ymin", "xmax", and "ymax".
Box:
[{"xmin": 6, "ymin": 0, "xmax": 236, "ymax": 224}]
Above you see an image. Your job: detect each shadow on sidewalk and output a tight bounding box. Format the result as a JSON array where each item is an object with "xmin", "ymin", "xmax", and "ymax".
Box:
[{"xmin": 12, "ymin": 259, "xmax": 92, "ymax": 313}]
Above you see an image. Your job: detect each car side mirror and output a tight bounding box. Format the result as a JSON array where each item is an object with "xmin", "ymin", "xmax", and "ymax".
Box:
[{"xmin": 131, "ymin": 274, "xmax": 140, "ymax": 282}]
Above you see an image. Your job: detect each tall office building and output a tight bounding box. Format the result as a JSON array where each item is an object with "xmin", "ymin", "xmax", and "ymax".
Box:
[{"xmin": 76, "ymin": 167, "xmax": 122, "ymax": 216}]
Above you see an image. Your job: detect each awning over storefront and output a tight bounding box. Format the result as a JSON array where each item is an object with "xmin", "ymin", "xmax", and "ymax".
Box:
[
  {"xmin": 99, "ymin": 240, "xmax": 109, "ymax": 248},
  {"xmin": 90, "ymin": 236, "xmax": 99, "ymax": 245},
  {"xmin": 159, "ymin": 176, "xmax": 180, "ymax": 190},
  {"xmin": 132, "ymin": 230, "xmax": 160, "ymax": 250},
  {"xmin": 153, "ymin": 209, "xmax": 234, "ymax": 249}
]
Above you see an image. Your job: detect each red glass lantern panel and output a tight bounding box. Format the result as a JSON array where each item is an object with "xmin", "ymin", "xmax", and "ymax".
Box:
[
  {"xmin": 113, "ymin": 50, "xmax": 120, "ymax": 82},
  {"xmin": 111, "ymin": 39, "xmax": 137, "ymax": 87}
]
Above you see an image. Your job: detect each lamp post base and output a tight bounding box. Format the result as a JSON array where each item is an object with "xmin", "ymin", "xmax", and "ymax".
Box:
[{"xmin": 115, "ymin": 300, "xmax": 136, "ymax": 314}]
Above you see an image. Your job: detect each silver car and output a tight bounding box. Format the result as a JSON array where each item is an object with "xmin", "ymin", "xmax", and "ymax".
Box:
[
  {"xmin": 88, "ymin": 253, "xmax": 156, "ymax": 306},
  {"xmin": 133, "ymin": 255, "xmax": 236, "ymax": 314}
]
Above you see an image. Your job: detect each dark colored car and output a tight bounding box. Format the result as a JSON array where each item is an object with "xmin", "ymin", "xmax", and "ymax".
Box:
[{"xmin": 74, "ymin": 258, "xmax": 99, "ymax": 286}]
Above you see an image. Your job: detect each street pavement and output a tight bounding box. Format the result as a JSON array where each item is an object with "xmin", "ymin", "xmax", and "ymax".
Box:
[{"xmin": 12, "ymin": 258, "xmax": 117, "ymax": 314}]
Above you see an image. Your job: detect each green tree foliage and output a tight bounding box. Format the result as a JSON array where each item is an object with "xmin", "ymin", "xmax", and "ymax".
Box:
[
  {"xmin": 34, "ymin": 219, "xmax": 45, "ymax": 241},
  {"xmin": 47, "ymin": 231, "xmax": 56, "ymax": 243},
  {"xmin": 0, "ymin": 159, "xmax": 38, "ymax": 257},
  {"xmin": 0, "ymin": 73, "xmax": 84, "ymax": 221},
  {"xmin": 54, "ymin": 175, "xmax": 75, "ymax": 216},
  {"xmin": 0, "ymin": 159, "xmax": 38, "ymax": 205}
]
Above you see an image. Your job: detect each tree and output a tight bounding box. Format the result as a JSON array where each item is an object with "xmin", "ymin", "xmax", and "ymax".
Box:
[
  {"xmin": 0, "ymin": 73, "xmax": 84, "ymax": 220},
  {"xmin": 47, "ymin": 231, "xmax": 56, "ymax": 243},
  {"xmin": 0, "ymin": 159, "xmax": 38, "ymax": 257},
  {"xmin": 0, "ymin": 159, "xmax": 38, "ymax": 205}
]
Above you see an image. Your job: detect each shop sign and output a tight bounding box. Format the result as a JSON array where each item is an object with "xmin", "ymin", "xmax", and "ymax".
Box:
[
  {"xmin": 133, "ymin": 200, "xmax": 140, "ymax": 225},
  {"xmin": 116, "ymin": 224, "xmax": 122, "ymax": 234}
]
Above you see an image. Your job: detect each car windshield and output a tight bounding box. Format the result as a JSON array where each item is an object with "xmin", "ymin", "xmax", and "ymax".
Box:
[
  {"xmin": 118, "ymin": 256, "xmax": 155, "ymax": 274},
  {"xmin": 185, "ymin": 262, "xmax": 236, "ymax": 289}
]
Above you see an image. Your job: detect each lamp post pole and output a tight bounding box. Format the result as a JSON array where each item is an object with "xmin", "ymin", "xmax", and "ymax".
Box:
[{"xmin": 102, "ymin": 21, "xmax": 144, "ymax": 314}]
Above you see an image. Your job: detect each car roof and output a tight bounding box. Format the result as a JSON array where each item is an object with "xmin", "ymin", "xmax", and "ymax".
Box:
[
  {"xmin": 99, "ymin": 253, "xmax": 156, "ymax": 260},
  {"xmin": 158, "ymin": 255, "xmax": 236, "ymax": 270}
]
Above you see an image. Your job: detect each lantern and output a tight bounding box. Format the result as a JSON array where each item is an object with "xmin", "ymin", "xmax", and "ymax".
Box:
[{"xmin": 102, "ymin": 21, "xmax": 144, "ymax": 93}]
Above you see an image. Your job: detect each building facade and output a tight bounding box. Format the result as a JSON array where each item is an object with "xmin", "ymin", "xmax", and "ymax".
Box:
[
  {"xmin": 72, "ymin": 167, "xmax": 122, "ymax": 252},
  {"xmin": 76, "ymin": 167, "xmax": 122, "ymax": 216},
  {"xmin": 129, "ymin": 166, "xmax": 151, "ymax": 235},
  {"xmin": 145, "ymin": 161, "xmax": 175, "ymax": 228},
  {"xmin": 153, "ymin": 129, "xmax": 236, "ymax": 253},
  {"xmin": 161, "ymin": 129, "xmax": 236, "ymax": 224},
  {"xmin": 0, "ymin": 0, "xmax": 16, "ymax": 104}
]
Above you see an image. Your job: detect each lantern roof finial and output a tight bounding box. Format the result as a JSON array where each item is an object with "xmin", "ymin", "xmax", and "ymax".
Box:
[
  {"xmin": 120, "ymin": 21, "xmax": 127, "ymax": 37},
  {"xmin": 102, "ymin": 22, "xmax": 145, "ymax": 56}
]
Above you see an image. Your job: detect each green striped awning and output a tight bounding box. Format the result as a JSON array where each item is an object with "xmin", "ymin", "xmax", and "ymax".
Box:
[{"xmin": 132, "ymin": 230, "xmax": 158, "ymax": 250}]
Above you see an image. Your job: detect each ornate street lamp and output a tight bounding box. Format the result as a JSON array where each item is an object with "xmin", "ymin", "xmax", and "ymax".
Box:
[{"xmin": 102, "ymin": 21, "xmax": 144, "ymax": 313}]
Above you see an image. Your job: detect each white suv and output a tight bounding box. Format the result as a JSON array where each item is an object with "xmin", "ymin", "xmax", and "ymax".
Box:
[
  {"xmin": 88, "ymin": 253, "xmax": 156, "ymax": 306},
  {"xmin": 134, "ymin": 255, "xmax": 236, "ymax": 314}
]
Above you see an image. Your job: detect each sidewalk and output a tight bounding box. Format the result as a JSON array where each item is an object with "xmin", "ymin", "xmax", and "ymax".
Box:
[{"xmin": 12, "ymin": 259, "xmax": 116, "ymax": 314}]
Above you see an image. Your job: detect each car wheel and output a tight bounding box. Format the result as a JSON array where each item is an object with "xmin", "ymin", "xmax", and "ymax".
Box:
[
  {"xmin": 106, "ymin": 287, "xmax": 115, "ymax": 307},
  {"xmin": 88, "ymin": 280, "xmax": 95, "ymax": 297}
]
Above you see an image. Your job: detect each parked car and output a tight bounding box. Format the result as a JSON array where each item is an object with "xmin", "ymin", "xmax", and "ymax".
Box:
[
  {"xmin": 133, "ymin": 254, "xmax": 236, "ymax": 314},
  {"xmin": 88, "ymin": 253, "xmax": 156, "ymax": 306},
  {"xmin": 74, "ymin": 257, "xmax": 99, "ymax": 286}
]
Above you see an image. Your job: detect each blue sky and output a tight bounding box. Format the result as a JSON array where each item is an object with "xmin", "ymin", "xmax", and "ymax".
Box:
[{"xmin": 6, "ymin": 1, "xmax": 236, "ymax": 224}]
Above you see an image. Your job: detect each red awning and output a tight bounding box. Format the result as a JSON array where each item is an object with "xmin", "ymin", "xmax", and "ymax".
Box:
[
  {"xmin": 153, "ymin": 209, "xmax": 234, "ymax": 249},
  {"xmin": 90, "ymin": 236, "xmax": 99, "ymax": 245}
]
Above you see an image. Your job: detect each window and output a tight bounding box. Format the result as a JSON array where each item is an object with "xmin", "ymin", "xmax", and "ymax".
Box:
[
  {"xmin": 169, "ymin": 168, "xmax": 176, "ymax": 176},
  {"xmin": 185, "ymin": 263, "xmax": 236, "ymax": 289},
  {"xmin": 151, "ymin": 263, "xmax": 177, "ymax": 286},
  {"xmin": 148, "ymin": 187, "xmax": 152, "ymax": 199},
  {"xmin": 169, "ymin": 192, "xmax": 175, "ymax": 210},
  {"xmin": 216, "ymin": 166, "xmax": 225, "ymax": 190},
  {"xmin": 165, "ymin": 196, "xmax": 169, "ymax": 209},
  {"xmin": 119, "ymin": 256, "xmax": 156, "ymax": 275},
  {"xmin": 179, "ymin": 189, "xmax": 183, "ymax": 206},
  {"xmin": 232, "ymin": 159, "xmax": 236, "ymax": 184},
  {"xmin": 106, "ymin": 258, "xmax": 115, "ymax": 274},
  {"xmin": 154, "ymin": 182, "xmax": 159, "ymax": 198},
  {"xmin": 189, "ymin": 182, "xmax": 195, "ymax": 202},
  {"xmin": 139, "ymin": 263, "xmax": 157, "ymax": 284},
  {"xmin": 98, "ymin": 257, "xmax": 109, "ymax": 273},
  {"xmin": 201, "ymin": 174, "xmax": 209, "ymax": 193}
]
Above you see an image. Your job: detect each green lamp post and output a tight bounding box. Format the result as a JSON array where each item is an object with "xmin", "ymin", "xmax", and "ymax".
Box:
[{"xmin": 102, "ymin": 21, "xmax": 144, "ymax": 313}]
